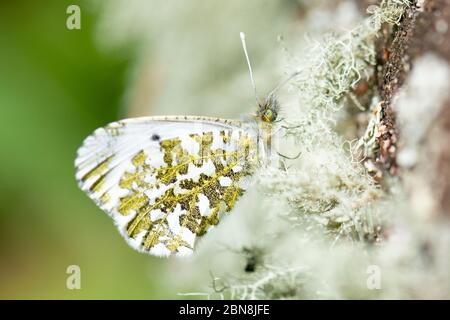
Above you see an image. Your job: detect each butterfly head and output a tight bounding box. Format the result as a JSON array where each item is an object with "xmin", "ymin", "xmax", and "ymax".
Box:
[
  {"xmin": 258, "ymin": 94, "xmax": 279, "ymax": 123},
  {"xmin": 240, "ymin": 33, "xmax": 283, "ymax": 124}
]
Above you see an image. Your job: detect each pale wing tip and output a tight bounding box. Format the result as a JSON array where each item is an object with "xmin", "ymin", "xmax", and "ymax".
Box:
[
  {"xmin": 74, "ymin": 127, "xmax": 111, "ymax": 168},
  {"xmin": 74, "ymin": 125, "xmax": 118, "ymax": 187}
]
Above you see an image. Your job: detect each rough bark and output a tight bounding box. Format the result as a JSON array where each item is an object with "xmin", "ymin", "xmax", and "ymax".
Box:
[{"xmin": 374, "ymin": 0, "xmax": 450, "ymax": 216}]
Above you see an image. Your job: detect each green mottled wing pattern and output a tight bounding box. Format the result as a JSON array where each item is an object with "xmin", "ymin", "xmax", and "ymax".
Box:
[{"xmin": 75, "ymin": 116, "xmax": 257, "ymax": 256}]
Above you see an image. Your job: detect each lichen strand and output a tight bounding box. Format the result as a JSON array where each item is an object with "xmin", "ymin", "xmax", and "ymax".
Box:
[
  {"xmin": 206, "ymin": 0, "xmax": 410, "ymax": 299},
  {"xmin": 117, "ymin": 131, "xmax": 254, "ymax": 253}
]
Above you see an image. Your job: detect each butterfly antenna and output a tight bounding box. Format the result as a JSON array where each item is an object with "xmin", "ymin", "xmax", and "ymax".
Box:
[
  {"xmin": 267, "ymin": 70, "xmax": 301, "ymax": 98},
  {"xmin": 240, "ymin": 32, "xmax": 260, "ymax": 105}
]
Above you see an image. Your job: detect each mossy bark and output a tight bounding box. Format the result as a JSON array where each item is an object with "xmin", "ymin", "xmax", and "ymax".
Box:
[{"xmin": 374, "ymin": 0, "xmax": 450, "ymax": 216}]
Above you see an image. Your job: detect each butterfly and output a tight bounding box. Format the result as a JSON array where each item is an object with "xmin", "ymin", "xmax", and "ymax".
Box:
[{"xmin": 75, "ymin": 33, "xmax": 296, "ymax": 257}]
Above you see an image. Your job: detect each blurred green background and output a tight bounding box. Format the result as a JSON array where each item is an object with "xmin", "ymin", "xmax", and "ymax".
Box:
[
  {"xmin": 0, "ymin": 0, "xmax": 171, "ymax": 299},
  {"xmin": 0, "ymin": 0, "xmax": 299, "ymax": 299}
]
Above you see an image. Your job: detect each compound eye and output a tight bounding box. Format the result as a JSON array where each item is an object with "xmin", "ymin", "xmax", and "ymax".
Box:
[{"xmin": 263, "ymin": 109, "xmax": 273, "ymax": 122}]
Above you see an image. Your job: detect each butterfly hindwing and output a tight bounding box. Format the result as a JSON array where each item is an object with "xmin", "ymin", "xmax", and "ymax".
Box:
[{"xmin": 75, "ymin": 116, "xmax": 257, "ymax": 256}]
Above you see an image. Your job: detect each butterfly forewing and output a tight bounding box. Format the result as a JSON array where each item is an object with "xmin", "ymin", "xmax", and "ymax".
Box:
[{"xmin": 75, "ymin": 116, "xmax": 257, "ymax": 257}]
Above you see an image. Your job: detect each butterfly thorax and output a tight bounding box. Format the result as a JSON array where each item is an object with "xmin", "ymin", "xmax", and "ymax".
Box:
[{"xmin": 252, "ymin": 94, "xmax": 280, "ymax": 166}]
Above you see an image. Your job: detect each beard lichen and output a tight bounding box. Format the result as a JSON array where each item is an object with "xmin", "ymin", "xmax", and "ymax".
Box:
[{"xmin": 201, "ymin": 0, "xmax": 413, "ymax": 300}]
